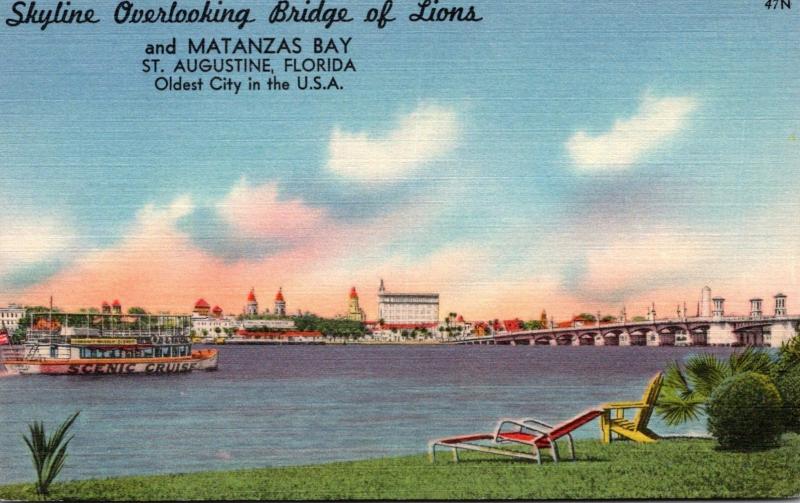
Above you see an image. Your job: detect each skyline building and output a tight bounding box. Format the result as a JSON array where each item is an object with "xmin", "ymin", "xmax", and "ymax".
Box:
[
  {"xmin": 347, "ymin": 287, "xmax": 367, "ymax": 322},
  {"xmin": 377, "ymin": 279, "xmax": 439, "ymax": 325},
  {"xmin": 274, "ymin": 288, "xmax": 286, "ymax": 317},
  {"xmin": 245, "ymin": 288, "xmax": 258, "ymax": 316}
]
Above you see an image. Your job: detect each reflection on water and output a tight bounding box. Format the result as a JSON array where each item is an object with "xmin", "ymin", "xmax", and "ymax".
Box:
[{"xmin": 0, "ymin": 345, "xmax": 736, "ymax": 483}]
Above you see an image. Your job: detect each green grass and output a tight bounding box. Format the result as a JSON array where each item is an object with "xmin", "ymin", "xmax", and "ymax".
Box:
[{"xmin": 2, "ymin": 435, "xmax": 799, "ymax": 500}]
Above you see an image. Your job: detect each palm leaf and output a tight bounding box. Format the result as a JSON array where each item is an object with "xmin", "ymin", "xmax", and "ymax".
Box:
[
  {"xmin": 21, "ymin": 412, "xmax": 79, "ymax": 497},
  {"xmin": 660, "ymin": 360, "xmax": 694, "ymax": 401},
  {"xmin": 684, "ymin": 353, "xmax": 728, "ymax": 398},
  {"xmin": 655, "ymin": 395, "xmax": 707, "ymax": 426},
  {"xmin": 728, "ymin": 347, "xmax": 774, "ymax": 375}
]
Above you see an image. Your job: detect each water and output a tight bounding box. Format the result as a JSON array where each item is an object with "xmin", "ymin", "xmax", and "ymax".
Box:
[{"xmin": 0, "ymin": 345, "xmax": 735, "ymax": 484}]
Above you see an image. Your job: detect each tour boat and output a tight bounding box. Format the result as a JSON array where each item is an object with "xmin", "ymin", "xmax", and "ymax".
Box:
[{"xmin": 0, "ymin": 312, "xmax": 217, "ymax": 375}]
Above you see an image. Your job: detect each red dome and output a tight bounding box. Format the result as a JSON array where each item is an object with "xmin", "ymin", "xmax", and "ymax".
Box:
[
  {"xmin": 275, "ymin": 288, "xmax": 285, "ymax": 302},
  {"xmin": 112, "ymin": 299, "xmax": 121, "ymax": 307},
  {"xmin": 212, "ymin": 305, "xmax": 223, "ymax": 313},
  {"xmin": 456, "ymin": 315, "xmax": 464, "ymax": 323},
  {"xmin": 195, "ymin": 298, "xmax": 210, "ymax": 308},
  {"xmin": 350, "ymin": 287, "xmax": 358, "ymax": 299},
  {"xmin": 247, "ymin": 289, "xmax": 257, "ymax": 302}
]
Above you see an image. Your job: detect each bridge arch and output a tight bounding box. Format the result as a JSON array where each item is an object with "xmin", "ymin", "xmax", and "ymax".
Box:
[{"xmin": 555, "ymin": 332, "xmax": 576, "ymax": 346}]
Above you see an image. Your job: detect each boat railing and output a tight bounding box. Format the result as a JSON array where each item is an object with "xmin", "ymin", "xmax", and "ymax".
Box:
[{"xmin": 0, "ymin": 346, "xmax": 25, "ymax": 361}]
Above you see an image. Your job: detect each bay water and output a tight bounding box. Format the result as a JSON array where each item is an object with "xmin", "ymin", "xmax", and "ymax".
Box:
[{"xmin": 0, "ymin": 345, "xmax": 735, "ymax": 484}]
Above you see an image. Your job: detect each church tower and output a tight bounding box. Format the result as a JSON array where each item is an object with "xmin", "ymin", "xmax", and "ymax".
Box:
[
  {"xmin": 274, "ymin": 288, "xmax": 286, "ymax": 317},
  {"xmin": 245, "ymin": 288, "xmax": 258, "ymax": 316},
  {"xmin": 347, "ymin": 287, "xmax": 366, "ymax": 322}
]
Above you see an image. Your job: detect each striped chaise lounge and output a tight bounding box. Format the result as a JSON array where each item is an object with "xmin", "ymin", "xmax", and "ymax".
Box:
[{"xmin": 429, "ymin": 408, "xmax": 603, "ymax": 464}]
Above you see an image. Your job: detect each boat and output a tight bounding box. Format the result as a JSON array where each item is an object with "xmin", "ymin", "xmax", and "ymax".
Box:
[{"xmin": 0, "ymin": 312, "xmax": 218, "ymax": 375}]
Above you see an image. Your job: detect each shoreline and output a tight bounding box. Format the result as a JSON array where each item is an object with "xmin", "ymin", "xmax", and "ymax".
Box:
[{"xmin": 1, "ymin": 436, "xmax": 798, "ymax": 500}]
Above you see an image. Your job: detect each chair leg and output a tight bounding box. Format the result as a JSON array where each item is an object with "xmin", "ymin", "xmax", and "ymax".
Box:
[
  {"xmin": 600, "ymin": 413, "xmax": 611, "ymax": 444},
  {"xmin": 532, "ymin": 445, "xmax": 542, "ymax": 465},
  {"xmin": 429, "ymin": 443, "xmax": 436, "ymax": 463},
  {"xmin": 551, "ymin": 442, "xmax": 559, "ymax": 463},
  {"xmin": 452, "ymin": 447, "xmax": 459, "ymax": 463},
  {"xmin": 567, "ymin": 435, "xmax": 575, "ymax": 460}
]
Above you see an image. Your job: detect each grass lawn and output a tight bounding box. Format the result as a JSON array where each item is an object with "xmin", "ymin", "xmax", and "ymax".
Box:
[{"xmin": 1, "ymin": 435, "xmax": 799, "ymax": 500}]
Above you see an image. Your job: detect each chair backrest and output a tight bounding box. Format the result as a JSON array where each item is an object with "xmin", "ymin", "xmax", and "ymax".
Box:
[
  {"xmin": 631, "ymin": 373, "xmax": 663, "ymax": 430},
  {"xmin": 548, "ymin": 409, "xmax": 603, "ymax": 441}
]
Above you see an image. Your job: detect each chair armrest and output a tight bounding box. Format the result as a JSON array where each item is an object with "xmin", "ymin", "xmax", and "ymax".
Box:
[
  {"xmin": 601, "ymin": 401, "xmax": 647, "ymax": 410},
  {"xmin": 493, "ymin": 419, "xmax": 549, "ymax": 439},
  {"xmin": 518, "ymin": 418, "xmax": 553, "ymax": 429}
]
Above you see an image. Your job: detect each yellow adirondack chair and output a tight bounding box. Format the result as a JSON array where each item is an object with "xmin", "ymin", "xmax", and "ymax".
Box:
[{"xmin": 600, "ymin": 372, "xmax": 663, "ymax": 444}]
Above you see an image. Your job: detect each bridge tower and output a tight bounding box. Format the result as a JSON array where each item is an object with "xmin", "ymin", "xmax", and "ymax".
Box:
[
  {"xmin": 700, "ymin": 286, "xmax": 712, "ymax": 317},
  {"xmin": 712, "ymin": 297, "xmax": 725, "ymax": 319},
  {"xmin": 749, "ymin": 298, "xmax": 763, "ymax": 320},
  {"xmin": 775, "ymin": 293, "xmax": 787, "ymax": 317}
]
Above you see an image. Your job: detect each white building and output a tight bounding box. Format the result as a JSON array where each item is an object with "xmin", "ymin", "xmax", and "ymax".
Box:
[
  {"xmin": 0, "ymin": 304, "xmax": 25, "ymax": 333},
  {"xmin": 377, "ymin": 279, "xmax": 439, "ymax": 325},
  {"xmin": 242, "ymin": 319, "xmax": 296, "ymax": 330},
  {"xmin": 192, "ymin": 315, "xmax": 238, "ymax": 336}
]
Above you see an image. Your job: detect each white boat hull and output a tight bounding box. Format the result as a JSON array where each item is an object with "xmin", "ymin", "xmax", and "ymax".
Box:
[{"xmin": 3, "ymin": 349, "xmax": 219, "ymax": 375}]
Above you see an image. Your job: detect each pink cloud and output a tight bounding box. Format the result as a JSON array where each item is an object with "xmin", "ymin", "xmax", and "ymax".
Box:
[{"xmin": 216, "ymin": 179, "xmax": 330, "ymax": 241}]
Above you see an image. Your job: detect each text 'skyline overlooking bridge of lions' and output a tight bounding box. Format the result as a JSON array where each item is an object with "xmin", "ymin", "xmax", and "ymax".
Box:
[{"xmin": 1, "ymin": 283, "xmax": 796, "ymax": 349}]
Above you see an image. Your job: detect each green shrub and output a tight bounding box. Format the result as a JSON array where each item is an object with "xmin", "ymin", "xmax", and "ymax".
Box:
[
  {"xmin": 706, "ymin": 372, "xmax": 783, "ymax": 451},
  {"xmin": 773, "ymin": 365, "xmax": 800, "ymax": 433}
]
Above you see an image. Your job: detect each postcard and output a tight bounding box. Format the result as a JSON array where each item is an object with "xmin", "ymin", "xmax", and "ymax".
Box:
[{"xmin": 1, "ymin": 0, "xmax": 799, "ymax": 500}]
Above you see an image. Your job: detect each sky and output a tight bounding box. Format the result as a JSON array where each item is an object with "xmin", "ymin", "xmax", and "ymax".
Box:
[{"xmin": 1, "ymin": 0, "xmax": 799, "ymax": 321}]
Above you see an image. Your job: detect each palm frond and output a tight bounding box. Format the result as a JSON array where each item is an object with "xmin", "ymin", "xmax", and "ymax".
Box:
[
  {"xmin": 22, "ymin": 412, "xmax": 79, "ymax": 497},
  {"xmin": 661, "ymin": 360, "xmax": 696, "ymax": 401},
  {"xmin": 684, "ymin": 353, "xmax": 728, "ymax": 398},
  {"xmin": 655, "ymin": 395, "xmax": 707, "ymax": 426},
  {"xmin": 728, "ymin": 347, "xmax": 774, "ymax": 375}
]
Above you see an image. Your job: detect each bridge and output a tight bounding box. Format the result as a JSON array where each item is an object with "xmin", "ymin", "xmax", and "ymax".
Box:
[{"xmin": 455, "ymin": 314, "xmax": 800, "ymax": 348}]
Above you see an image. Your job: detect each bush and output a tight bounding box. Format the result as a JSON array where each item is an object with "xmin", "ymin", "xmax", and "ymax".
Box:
[
  {"xmin": 706, "ymin": 372, "xmax": 783, "ymax": 451},
  {"xmin": 773, "ymin": 365, "xmax": 800, "ymax": 433}
]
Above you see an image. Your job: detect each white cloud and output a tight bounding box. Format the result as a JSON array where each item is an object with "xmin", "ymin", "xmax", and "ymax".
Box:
[
  {"xmin": 566, "ymin": 95, "xmax": 697, "ymax": 170},
  {"xmin": 326, "ymin": 103, "xmax": 460, "ymax": 182},
  {"xmin": 0, "ymin": 211, "xmax": 75, "ymax": 277}
]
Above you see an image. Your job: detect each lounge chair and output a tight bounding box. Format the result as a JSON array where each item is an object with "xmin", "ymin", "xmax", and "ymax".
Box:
[
  {"xmin": 599, "ymin": 372, "xmax": 663, "ymax": 444},
  {"xmin": 429, "ymin": 409, "xmax": 603, "ymax": 464}
]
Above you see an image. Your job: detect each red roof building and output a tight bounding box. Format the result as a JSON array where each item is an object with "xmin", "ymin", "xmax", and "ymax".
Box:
[
  {"xmin": 194, "ymin": 298, "xmax": 211, "ymax": 316},
  {"xmin": 237, "ymin": 330, "xmax": 323, "ymax": 340},
  {"xmin": 274, "ymin": 288, "xmax": 286, "ymax": 316}
]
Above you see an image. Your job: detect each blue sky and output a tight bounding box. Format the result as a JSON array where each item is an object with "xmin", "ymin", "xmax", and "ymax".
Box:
[{"xmin": 1, "ymin": 0, "xmax": 798, "ymax": 319}]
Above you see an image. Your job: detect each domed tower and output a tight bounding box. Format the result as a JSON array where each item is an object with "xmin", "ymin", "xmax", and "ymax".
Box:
[
  {"xmin": 274, "ymin": 288, "xmax": 286, "ymax": 317},
  {"xmin": 111, "ymin": 299, "xmax": 122, "ymax": 315},
  {"xmin": 347, "ymin": 287, "xmax": 366, "ymax": 322},
  {"xmin": 194, "ymin": 298, "xmax": 210, "ymax": 316},
  {"xmin": 245, "ymin": 288, "xmax": 258, "ymax": 316},
  {"xmin": 101, "ymin": 301, "xmax": 111, "ymax": 314}
]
